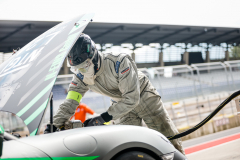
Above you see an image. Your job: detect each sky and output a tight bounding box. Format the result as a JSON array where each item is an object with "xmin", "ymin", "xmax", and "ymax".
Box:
[
  {"xmin": 0, "ymin": 0, "xmax": 240, "ymax": 28},
  {"xmin": 0, "ymin": 0, "xmax": 238, "ymax": 62}
]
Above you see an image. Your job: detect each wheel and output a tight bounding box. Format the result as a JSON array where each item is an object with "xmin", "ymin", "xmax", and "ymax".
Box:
[{"xmin": 114, "ymin": 151, "xmax": 156, "ymax": 160}]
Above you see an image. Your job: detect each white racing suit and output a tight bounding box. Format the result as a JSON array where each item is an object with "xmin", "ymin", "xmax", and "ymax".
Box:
[{"xmin": 53, "ymin": 52, "xmax": 185, "ymax": 154}]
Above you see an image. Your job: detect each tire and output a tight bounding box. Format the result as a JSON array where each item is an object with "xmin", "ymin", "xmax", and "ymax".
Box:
[{"xmin": 114, "ymin": 151, "xmax": 156, "ymax": 160}]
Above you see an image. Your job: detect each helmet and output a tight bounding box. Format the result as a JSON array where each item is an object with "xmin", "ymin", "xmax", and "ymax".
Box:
[{"xmin": 68, "ymin": 34, "xmax": 97, "ymax": 66}]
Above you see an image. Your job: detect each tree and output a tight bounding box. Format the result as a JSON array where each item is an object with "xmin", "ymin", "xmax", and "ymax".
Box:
[{"xmin": 230, "ymin": 45, "xmax": 240, "ymax": 59}]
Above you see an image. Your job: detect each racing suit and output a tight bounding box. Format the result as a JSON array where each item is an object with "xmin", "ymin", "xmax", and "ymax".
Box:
[{"xmin": 53, "ymin": 52, "xmax": 185, "ymax": 154}]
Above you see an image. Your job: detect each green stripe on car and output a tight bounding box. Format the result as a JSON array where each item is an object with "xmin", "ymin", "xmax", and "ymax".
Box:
[
  {"xmin": 24, "ymin": 99, "xmax": 49, "ymax": 125},
  {"xmin": 30, "ymin": 128, "xmax": 38, "ymax": 136},
  {"xmin": 52, "ymin": 156, "xmax": 99, "ymax": 160},
  {"xmin": 16, "ymin": 79, "xmax": 55, "ymax": 117},
  {"xmin": 0, "ymin": 125, "xmax": 4, "ymax": 134},
  {"xmin": 66, "ymin": 91, "xmax": 82, "ymax": 103},
  {"xmin": 0, "ymin": 156, "xmax": 99, "ymax": 160}
]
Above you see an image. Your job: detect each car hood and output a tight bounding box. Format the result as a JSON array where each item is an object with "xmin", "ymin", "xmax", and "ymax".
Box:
[{"xmin": 0, "ymin": 13, "xmax": 94, "ymax": 135}]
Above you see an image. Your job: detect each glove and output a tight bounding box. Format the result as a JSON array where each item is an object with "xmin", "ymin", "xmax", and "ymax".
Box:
[
  {"xmin": 44, "ymin": 124, "xmax": 57, "ymax": 134},
  {"xmin": 84, "ymin": 112, "xmax": 113, "ymax": 127},
  {"xmin": 83, "ymin": 116, "xmax": 105, "ymax": 127}
]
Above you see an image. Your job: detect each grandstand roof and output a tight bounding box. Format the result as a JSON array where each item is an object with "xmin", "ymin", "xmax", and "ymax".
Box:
[{"xmin": 1, "ymin": 20, "xmax": 240, "ymax": 52}]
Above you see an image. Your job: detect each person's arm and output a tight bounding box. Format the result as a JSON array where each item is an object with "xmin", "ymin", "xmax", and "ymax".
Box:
[
  {"xmin": 107, "ymin": 56, "xmax": 140, "ymax": 120},
  {"xmin": 70, "ymin": 106, "xmax": 78, "ymax": 120},
  {"xmin": 52, "ymin": 74, "xmax": 89, "ymax": 128},
  {"xmin": 70, "ymin": 114, "xmax": 75, "ymax": 120}
]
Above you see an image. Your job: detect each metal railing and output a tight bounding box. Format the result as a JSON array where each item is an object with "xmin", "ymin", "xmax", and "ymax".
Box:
[
  {"xmin": 224, "ymin": 60, "xmax": 240, "ymax": 90},
  {"xmin": 150, "ymin": 65, "xmax": 199, "ymax": 101},
  {"xmin": 191, "ymin": 62, "xmax": 231, "ymax": 96}
]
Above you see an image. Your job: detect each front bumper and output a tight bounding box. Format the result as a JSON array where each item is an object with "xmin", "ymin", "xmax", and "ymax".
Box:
[{"xmin": 173, "ymin": 150, "xmax": 187, "ymax": 160}]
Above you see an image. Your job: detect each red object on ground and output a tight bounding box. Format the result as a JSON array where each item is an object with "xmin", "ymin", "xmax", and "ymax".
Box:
[
  {"xmin": 185, "ymin": 133, "xmax": 240, "ymax": 154},
  {"xmin": 70, "ymin": 103, "xmax": 94, "ymax": 122}
]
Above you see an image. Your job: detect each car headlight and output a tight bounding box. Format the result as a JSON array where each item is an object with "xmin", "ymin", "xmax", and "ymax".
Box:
[
  {"xmin": 160, "ymin": 152, "xmax": 174, "ymax": 160},
  {"xmin": 159, "ymin": 136, "xmax": 172, "ymax": 145}
]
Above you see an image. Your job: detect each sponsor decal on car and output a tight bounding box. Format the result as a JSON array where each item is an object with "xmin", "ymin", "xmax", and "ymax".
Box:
[
  {"xmin": 45, "ymin": 31, "xmax": 79, "ymax": 81},
  {"xmin": 121, "ymin": 67, "xmax": 130, "ymax": 74},
  {"xmin": 0, "ymin": 28, "xmax": 61, "ymax": 78}
]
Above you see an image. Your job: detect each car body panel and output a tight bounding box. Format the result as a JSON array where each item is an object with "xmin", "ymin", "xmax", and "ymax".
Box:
[
  {"xmin": 16, "ymin": 125, "xmax": 176, "ymax": 159},
  {"xmin": 1, "ymin": 140, "xmax": 51, "ymax": 159},
  {"xmin": 0, "ymin": 13, "xmax": 94, "ymax": 135}
]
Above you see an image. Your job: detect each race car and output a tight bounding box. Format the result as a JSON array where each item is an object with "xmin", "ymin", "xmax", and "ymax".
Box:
[
  {"xmin": 0, "ymin": 13, "xmax": 187, "ymax": 160},
  {"xmin": 0, "ymin": 124, "xmax": 186, "ymax": 160}
]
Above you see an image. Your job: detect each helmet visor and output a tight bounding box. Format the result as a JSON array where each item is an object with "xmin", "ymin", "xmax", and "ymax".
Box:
[
  {"xmin": 71, "ymin": 58, "xmax": 92, "ymax": 73},
  {"xmin": 68, "ymin": 35, "xmax": 92, "ymax": 66}
]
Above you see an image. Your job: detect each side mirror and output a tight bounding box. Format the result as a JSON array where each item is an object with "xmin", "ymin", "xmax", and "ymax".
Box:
[{"xmin": 0, "ymin": 125, "xmax": 4, "ymax": 157}]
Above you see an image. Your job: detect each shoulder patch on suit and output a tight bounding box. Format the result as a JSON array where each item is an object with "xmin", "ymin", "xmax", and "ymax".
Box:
[
  {"xmin": 115, "ymin": 61, "xmax": 121, "ymax": 73},
  {"xmin": 76, "ymin": 73, "xmax": 84, "ymax": 80},
  {"xmin": 121, "ymin": 67, "xmax": 130, "ymax": 74},
  {"xmin": 71, "ymin": 81, "xmax": 78, "ymax": 86}
]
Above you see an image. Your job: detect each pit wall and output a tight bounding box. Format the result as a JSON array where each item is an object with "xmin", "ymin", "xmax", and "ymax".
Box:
[{"xmin": 179, "ymin": 115, "xmax": 240, "ymax": 141}]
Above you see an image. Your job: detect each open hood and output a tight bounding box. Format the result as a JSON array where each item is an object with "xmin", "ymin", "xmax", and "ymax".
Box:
[{"xmin": 0, "ymin": 13, "xmax": 94, "ymax": 135}]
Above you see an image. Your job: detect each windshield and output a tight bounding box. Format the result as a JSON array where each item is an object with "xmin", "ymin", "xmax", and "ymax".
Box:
[{"xmin": 0, "ymin": 111, "xmax": 29, "ymax": 137}]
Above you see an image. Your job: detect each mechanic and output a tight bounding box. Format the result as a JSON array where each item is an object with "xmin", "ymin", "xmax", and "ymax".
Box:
[
  {"xmin": 44, "ymin": 33, "xmax": 185, "ymax": 154},
  {"xmin": 70, "ymin": 102, "xmax": 95, "ymax": 123}
]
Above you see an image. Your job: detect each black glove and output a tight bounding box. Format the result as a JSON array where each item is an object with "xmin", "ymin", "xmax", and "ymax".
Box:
[
  {"xmin": 84, "ymin": 112, "xmax": 113, "ymax": 127},
  {"xmin": 44, "ymin": 124, "xmax": 57, "ymax": 134}
]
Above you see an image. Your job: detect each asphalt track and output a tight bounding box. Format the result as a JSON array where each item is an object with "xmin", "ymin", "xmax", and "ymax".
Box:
[{"xmin": 183, "ymin": 126, "xmax": 240, "ymax": 160}]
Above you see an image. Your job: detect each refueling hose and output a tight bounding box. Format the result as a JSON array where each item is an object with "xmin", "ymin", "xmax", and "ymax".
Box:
[{"xmin": 167, "ymin": 90, "xmax": 240, "ymax": 140}]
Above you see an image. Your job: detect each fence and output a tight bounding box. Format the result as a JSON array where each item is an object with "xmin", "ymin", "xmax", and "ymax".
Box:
[
  {"xmin": 143, "ymin": 60, "xmax": 240, "ymax": 102},
  {"xmin": 191, "ymin": 62, "xmax": 230, "ymax": 96},
  {"xmin": 224, "ymin": 60, "xmax": 240, "ymax": 90},
  {"xmin": 150, "ymin": 65, "xmax": 199, "ymax": 101}
]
